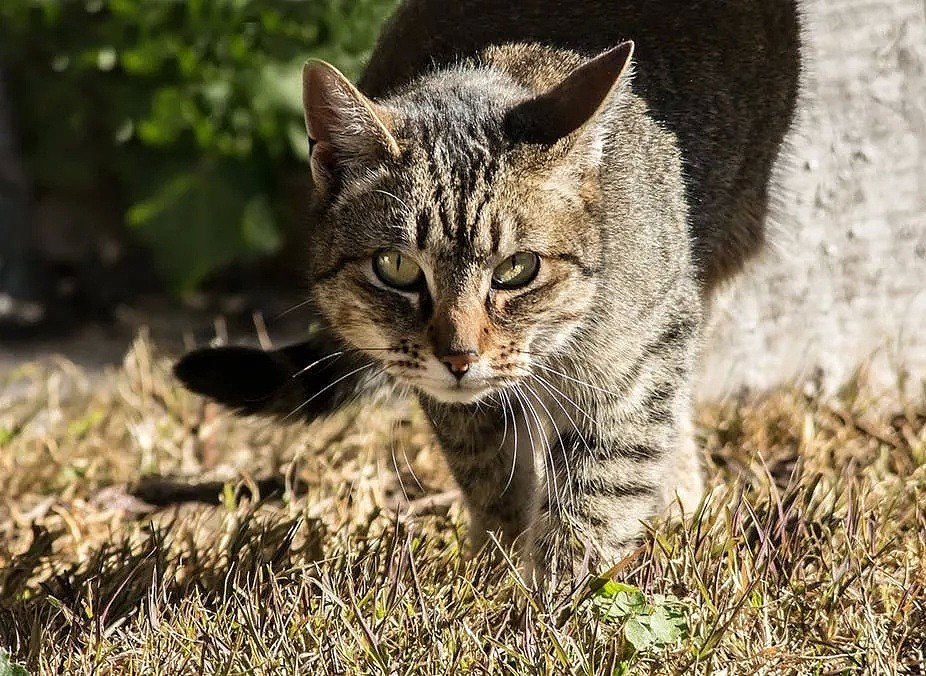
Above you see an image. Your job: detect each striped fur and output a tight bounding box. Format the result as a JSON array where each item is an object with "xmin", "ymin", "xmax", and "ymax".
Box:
[
  {"xmin": 296, "ymin": 41, "xmax": 708, "ymax": 584},
  {"xmin": 175, "ymin": 1, "xmax": 801, "ymax": 587}
]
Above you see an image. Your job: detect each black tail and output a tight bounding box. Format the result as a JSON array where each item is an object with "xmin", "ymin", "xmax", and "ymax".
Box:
[{"xmin": 173, "ymin": 328, "xmax": 387, "ymax": 421}]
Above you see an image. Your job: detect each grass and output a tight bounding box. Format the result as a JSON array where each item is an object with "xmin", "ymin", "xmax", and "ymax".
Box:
[{"xmin": 0, "ymin": 333, "xmax": 924, "ymax": 674}]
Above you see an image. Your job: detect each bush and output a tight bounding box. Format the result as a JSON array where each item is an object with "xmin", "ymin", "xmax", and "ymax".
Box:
[{"xmin": 0, "ymin": 0, "xmax": 396, "ymax": 294}]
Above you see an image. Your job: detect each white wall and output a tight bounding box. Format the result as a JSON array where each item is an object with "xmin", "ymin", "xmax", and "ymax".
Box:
[{"xmin": 700, "ymin": 0, "xmax": 926, "ymax": 401}]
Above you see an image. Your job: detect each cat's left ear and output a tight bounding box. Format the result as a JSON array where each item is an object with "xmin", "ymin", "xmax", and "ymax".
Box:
[
  {"xmin": 302, "ymin": 60, "xmax": 400, "ymax": 195},
  {"xmin": 504, "ymin": 41, "xmax": 634, "ymax": 147}
]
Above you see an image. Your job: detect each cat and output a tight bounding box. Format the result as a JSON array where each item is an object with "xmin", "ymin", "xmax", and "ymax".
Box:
[{"xmin": 175, "ymin": 0, "xmax": 802, "ymax": 586}]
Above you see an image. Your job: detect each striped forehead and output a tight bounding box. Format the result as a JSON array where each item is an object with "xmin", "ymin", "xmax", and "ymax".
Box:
[{"xmin": 405, "ymin": 116, "xmax": 507, "ymax": 259}]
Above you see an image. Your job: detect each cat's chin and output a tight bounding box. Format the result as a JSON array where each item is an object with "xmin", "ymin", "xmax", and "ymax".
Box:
[{"xmin": 415, "ymin": 383, "xmax": 494, "ymax": 405}]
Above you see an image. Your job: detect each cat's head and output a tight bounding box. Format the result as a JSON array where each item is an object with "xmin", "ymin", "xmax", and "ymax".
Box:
[{"xmin": 303, "ymin": 42, "xmax": 634, "ymax": 405}]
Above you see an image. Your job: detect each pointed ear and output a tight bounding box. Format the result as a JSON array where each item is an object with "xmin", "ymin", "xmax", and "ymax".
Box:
[
  {"xmin": 504, "ymin": 41, "xmax": 634, "ymax": 146},
  {"xmin": 303, "ymin": 60, "xmax": 400, "ymax": 194}
]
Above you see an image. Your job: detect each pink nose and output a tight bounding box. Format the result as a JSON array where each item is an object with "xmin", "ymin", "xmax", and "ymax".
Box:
[{"xmin": 438, "ymin": 351, "xmax": 478, "ymax": 379}]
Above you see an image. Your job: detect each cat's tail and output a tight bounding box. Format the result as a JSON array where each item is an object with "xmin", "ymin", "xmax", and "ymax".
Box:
[{"xmin": 173, "ymin": 328, "xmax": 390, "ymax": 422}]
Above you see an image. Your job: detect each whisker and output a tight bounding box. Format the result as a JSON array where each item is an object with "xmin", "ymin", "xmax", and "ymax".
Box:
[
  {"xmin": 509, "ymin": 387, "xmax": 540, "ymax": 505},
  {"xmin": 513, "ymin": 384, "xmax": 557, "ymax": 515},
  {"xmin": 335, "ymin": 365, "xmax": 391, "ymax": 412},
  {"xmin": 500, "ymin": 391, "xmax": 520, "ymax": 496},
  {"xmin": 292, "ymin": 351, "xmax": 348, "ymax": 378},
  {"xmin": 283, "ymin": 362, "xmax": 378, "ymax": 421},
  {"xmin": 495, "ymin": 391, "xmax": 510, "ymax": 454},
  {"xmin": 528, "ymin": 372, "xmax": 597, "ymax": 426},
  {"xmin": 528, "ymin": 373, "xmax": 595, "ymax": 470},
  {"xmin": 532, "ymin": 362, "xmax": 623, "ymax": 399},
  {"xmin": 270, "ymin": 297, "xmax": 315, "ymax": 322},
  {"xmin": 523, "ymin": 383, "xmax": 576, "ymax": 509},
  {"xmin": 399, "ymin": 386, "xmax": 426, "ymax": 494},
  {"xmin": 292, "ymin": 345, "xmax": 406, "ymax": 379},
  {"xmin": 390, "ymin": 415, "xmax": 410, "ymax": 504}
]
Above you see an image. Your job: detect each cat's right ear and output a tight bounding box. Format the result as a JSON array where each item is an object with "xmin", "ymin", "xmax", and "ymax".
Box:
[
  {"xmin": 302, "ymin": 60, "xmax": 400, "ymax": 195},
  {"xmin": 504, "ymin": 41, "xmax": 635, "ymax": 147}
]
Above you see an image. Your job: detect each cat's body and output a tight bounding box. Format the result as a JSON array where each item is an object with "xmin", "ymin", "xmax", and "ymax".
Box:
[{"xmin": 176, "ymin": 0, "xmax": 802, "ymax": 585}]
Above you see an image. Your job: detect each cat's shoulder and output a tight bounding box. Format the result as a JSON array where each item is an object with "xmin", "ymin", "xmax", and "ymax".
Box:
[{"xmin": 478, "ymin": 44, "xmax": 586, "ymax": 92}]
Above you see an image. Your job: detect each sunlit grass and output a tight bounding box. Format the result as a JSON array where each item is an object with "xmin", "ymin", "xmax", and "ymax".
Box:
[{"xmin": 1, "ymin": 335, "xmax": 924, "ymax": 673}]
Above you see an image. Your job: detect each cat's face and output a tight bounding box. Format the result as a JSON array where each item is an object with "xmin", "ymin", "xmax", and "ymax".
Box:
[
  {"xmin": 311, "ymin": 141, "xmax": 600, "ymax": 403},
  {"xmin": 302, "ymin": 46, "xmax": 632, "ymax": 404}
]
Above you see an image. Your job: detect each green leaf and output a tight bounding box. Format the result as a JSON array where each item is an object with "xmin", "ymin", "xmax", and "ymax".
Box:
[
  {"xmin": 591, "ymin": 580, "xmax": 648, "ymax": 622},
  {"xmin": 623, "ymin": 618, "xmax": 655, "ymax": 652},
  {"xmin": 645, "ymin": 606, "xmax": 684, "ymax": 644},
  {"xmin": 0, "ymin": 650, "xmax": 30, "ymax": 676},
  {"xmin": 595, "ymin": 579, "xmax": 643, "ymax": 600},
  {"xmin": 588, "ymin": 577, "xmax": 689, "ymax": 652}
]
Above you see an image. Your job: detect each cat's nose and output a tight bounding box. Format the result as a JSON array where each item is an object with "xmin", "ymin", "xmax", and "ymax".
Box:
[{"xmin": 438, "ymin": 351, "xmax": 478, "ymax": 380}]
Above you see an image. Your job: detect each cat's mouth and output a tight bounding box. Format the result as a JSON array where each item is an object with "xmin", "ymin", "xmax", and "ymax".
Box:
[
  {"xmin": 414, "ymin": 380, "xmax": 495, "ymax": 405},
  {"xmin": 386, "ymin": 356, "xmax": 526, "ymax": 405}
]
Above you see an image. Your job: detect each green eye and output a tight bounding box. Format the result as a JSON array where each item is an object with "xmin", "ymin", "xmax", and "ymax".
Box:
[
  {"xmin": 373, "ymin": 250, "xmax": 423, "ymax": 290},
  {"xmin": 492, "ymin": 252, "xmax": 540, "ymax": 289}
]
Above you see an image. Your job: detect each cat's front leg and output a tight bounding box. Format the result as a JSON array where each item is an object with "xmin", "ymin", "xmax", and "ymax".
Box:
[
  {"xmin": 420, "ymin": 397, "xmax": 539, "ymax": 556},
  {"xmin": 527, "ymin": 424, "xmax": 702, "ymax": 587}
]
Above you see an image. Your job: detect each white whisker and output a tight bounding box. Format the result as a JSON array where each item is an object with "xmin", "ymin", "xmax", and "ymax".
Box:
[
  {"xmin": 533, "ymin": 362, "xmax": 622, "ymax": 398},
  {"xmin": 292, "ymin": 350, "xmax": 347, "ymax": 378},
  {"xmin": 528, "ymin": 372, "xmax": 597, "ymax": 427},
  {"xmin": 283, "ymin": 362, "xmax": 378, "ymax": 421},
  {"xmin": 500, "ymin": 390, "xmax": 519, "ymax": 496},
  {"xmin": 390, "ymin": 416, "xmax": 410, "ymax": 504},
  {"xmin": 524, "ymin": 383, "xmax": 576, "ymax": 509},
  {"xmin": 514, "ymin": 384, "xmax": 559, "ymax": 514},
  {"xmin": 528, "ymin": 372, "xmax": 598, "ymax": 463},
  {"xmin": 271, "ymin": 297, "xmax": 315, "ymax": 321}
]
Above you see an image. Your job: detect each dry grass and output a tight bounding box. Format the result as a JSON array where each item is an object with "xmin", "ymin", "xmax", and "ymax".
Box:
[{"xmin": 0, "ymin": 334, "xmax": 924, "ymax": 674}]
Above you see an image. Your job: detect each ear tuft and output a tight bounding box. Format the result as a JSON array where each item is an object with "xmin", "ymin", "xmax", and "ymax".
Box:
[{"xmin": 504, "ymin": 41, "xmax": 635, "ymax": 147}]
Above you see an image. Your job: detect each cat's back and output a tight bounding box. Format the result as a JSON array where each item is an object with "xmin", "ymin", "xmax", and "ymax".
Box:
[
  {"xmin": 359, "ymin": 0, "xmax": 802, "ymax": 290},
  {"xmin": 360, "ymin": 0, "xmax": 799, "ymax": 97}
]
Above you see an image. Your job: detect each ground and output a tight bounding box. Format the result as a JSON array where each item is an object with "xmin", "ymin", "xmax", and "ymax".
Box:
[{"xmin": 0, "ymin": 334, "xmax": 924, "ymax": 673}]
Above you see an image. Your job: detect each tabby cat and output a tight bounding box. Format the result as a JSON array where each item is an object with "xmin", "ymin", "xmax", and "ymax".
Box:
[{"xmin": 175, "ymin": 0, "xmax": 802, "ymax": 585}]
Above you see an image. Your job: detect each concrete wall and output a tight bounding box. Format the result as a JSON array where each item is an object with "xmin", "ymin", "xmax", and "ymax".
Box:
[{"xmin": 700, "ymin": 0, "xmax": 926, "ymax": 401}]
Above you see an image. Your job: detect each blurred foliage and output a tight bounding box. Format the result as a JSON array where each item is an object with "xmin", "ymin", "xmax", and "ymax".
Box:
[{"xmin": 0, "ymin": 0, "xmax": 396, "ymax": 293}]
